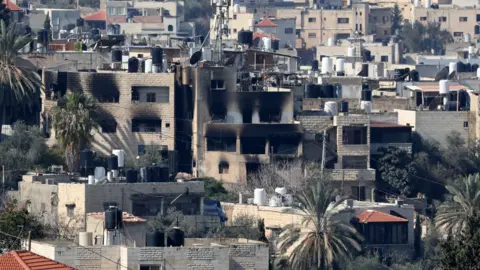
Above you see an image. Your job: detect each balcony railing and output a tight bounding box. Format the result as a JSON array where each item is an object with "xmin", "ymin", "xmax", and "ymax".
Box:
[
  {"xmin": 370, "ymin": 143, "xmax": 412, "ymax": 155},
  {"xmin": 330, "ymin": 169, "xmax": 375, "ymax": 181}
]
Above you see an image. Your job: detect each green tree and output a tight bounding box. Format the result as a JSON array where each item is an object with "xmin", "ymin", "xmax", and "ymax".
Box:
[
  {"xmin": 401, "ymin": 21, "xmax": 452, "ymax": 54},
  {"xmin": 276, "ymin": 182, "xmax": 363, "ymax": 269},
  {"xmin": 134, "ymin": 144, "xmax": 165, "ymax": 168},
  {"xmin": 0, "ymin": 121, "xmax": 47, "ymax": 189},
  {"xmin": 202, "ymin": 177, "xmax": 237, "ymax": 202},
  {"xmin": 0, "ymin": 20, "xmax": 42, "ymax": 126},
  {"xmin": 0, "ymin": 199, "xmax": 44, "ymax": 250},
  {"xmin": 435, "ymin": 173, "xmax": 480, "ymax": 236},
  {"xmin": 391, "ymin": 3, "xmax": 403, "ymax": 35},
  {"xmin": 439, "ymin": 212, "xmax": 480, "ymax": 269},
  {"xmin": 43, "ymin": 14, "xmax": 52, "ymax": 43},
  {"xmin": 51, "ymin": 92, "xmax": 98, "ymax": 171},
  {"xmin": 378, "ymin": 147, "xmax": 416, "ymax": 196}
]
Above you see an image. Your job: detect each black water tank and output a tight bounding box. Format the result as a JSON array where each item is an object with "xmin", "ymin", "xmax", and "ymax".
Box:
[
  {"xmin": 152, "ymin": 166, "xmax": 162, "ymax": 182},
  {"xmin": 363, "ymin": 50, "xmax": 371, "ymax": 62},
  {"xmin": 409, "ymin": 70, "xmax": 420, "ymax": 82},
  {"xmin": 128, "ymin": 57, "xmax": 139, "ymax": 73},
  {"xmin": 80, "ymin": 149, "xmax": 93, "ymax": 168},
  {"xmin": 25, "ymin": 26, "xmax": 31, "ymax": 35},
  {"xmin": 91, "ymin": 28, "xmax": 100, "ymax": 37},
  {"xmin": 108, "ymin": 154, "xmax": 118, "ymax": 170},
  {"xmin": 145, "ymin": 166, "xmax": 154, "ymax": 182},
  {"xmin": 167, "ymin": 227, "xmax": 185, "ymax": 247},
  {"xmin": 322, "ymin": 84, "xmax": 334, "ymax": 98},
  {"xmin": 473, "ymin": 64, "xmax": 479, "ymax": 72},
  {"xmin": 126, "ymin": 169, "xmax": 138, "ymax": 183},
  {"xmin": 159, "ymin": 166, "xmax": 169, "ymax": 182},
  {"xmin": 111, "ymin": 49, "xmax": 122, "ymax": 62},
  {"xmin": 272, "ymin": 39, "xmax": 279, "ymax": 51},
  {"xmin": 105, "ymin": 207, "xmax": 123, "ymax": 230},
  {"xmin": 311, "ymin": 60, "xmax": 319, "ymax": 72},
  {"xmin": 457, "ymin": 61, "xmax": 465, "ymax": 73},
  {"xmin": 339, "ymin": 100, "xmax": 349, "ymax": 113},
  {"xmin": 146, "ymin": 230, "xmax": 165, "ymax": 247},
  {"xmin": 238, "ymin": 30, "xmax": 253, "ymax": 46},
  {"xmin": 151, "ymin": 47, "xmax": 163, "ymax": 65},
  {"xmin": 306, "ymin": 84, "xmax": 317, "ymax": 98},
  {"xmin": 76, "ymin": 18, "xmax": 84, "ymax": 27},
  {"xmin": 361, "ymin": 90, "xmax": 372, "ymax": 101}
]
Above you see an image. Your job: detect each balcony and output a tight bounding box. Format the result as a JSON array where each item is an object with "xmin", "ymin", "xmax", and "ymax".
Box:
[
  {"xmin": 330, "ymin": 169, "xmax": 375, "ymax": 181},
  {"xmin": 339, "ymin": 144, "xmax": 370, "ymax": 155},
  {"xmin": 370, "ymin": 143, "xmax": 412, "ymax": 155}
]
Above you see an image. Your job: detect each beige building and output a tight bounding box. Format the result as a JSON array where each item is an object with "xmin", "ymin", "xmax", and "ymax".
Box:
[{"xmin": 29, "ymin": 237, "xmax": 269, "ymax": 270}]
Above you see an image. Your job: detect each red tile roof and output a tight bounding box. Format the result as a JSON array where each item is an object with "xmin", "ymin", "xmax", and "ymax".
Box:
[
  {"xmin": 88, "ymin": 211, "xmax": 146, "ymax": 223},
  {"xmin": 3, "ymin": 0, "xmax": 22, "ymax": 11},
  {"xmin": 356, "ymin": 210, "xmax": 408, "ymax": 223},
  {"xmin": 253, "ymin": 32, "xmax": 279, "ymax": 41},
  {"xmin": 255, "ymin": 17, "xmax": 278, "ymax": 27},
  {"xmin": 83, "ymin": 10, "xmax": 106, "ymax": 21},
  {"xmin": 0, "ymin": 250, "xmax": 75, "ymax": 270},
  {"xmin": 370, "ymin": 121, "xmax": 412, "ymax": 128}
]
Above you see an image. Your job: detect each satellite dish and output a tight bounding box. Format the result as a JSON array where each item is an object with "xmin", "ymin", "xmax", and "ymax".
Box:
[{"xmin": 189, "ymin": 50, "xmax": 202, "ymax": 65}]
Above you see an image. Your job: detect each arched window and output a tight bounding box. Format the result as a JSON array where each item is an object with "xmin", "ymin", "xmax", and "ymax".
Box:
[{"xmin": 168, "ymin": 25, "xmax": 173, "ymax": 32}]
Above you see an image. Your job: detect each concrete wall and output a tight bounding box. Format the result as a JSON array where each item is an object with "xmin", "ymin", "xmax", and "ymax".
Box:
[{"xmin": 19, "ymin": 182, "xmax": 59, "ymax": 226}]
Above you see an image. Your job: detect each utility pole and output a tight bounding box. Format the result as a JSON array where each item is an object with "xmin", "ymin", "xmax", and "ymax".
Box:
[{"xmin": 320, "ymin": 129, "xmax": 326, "ymax": 174}]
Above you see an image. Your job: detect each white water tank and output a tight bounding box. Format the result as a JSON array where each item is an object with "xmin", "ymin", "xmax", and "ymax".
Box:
[
  {"xmin": 327, "ymin": 37, "xmax": 335, "ymax": 46},
  {"xmin": 424, "ymin": 0, "xmax": 431, "ymax": 8},
  {"xmin": 477, "ymin": 68, "xmax": 480, "ymax": 78},
  {"xmin": 324, "ymin": 101, "xmax": 338, "ymax": 116},
  {"xmin": 107, "ymin": 171, "xmax": 113, "ymax": 181},
  {"xmin": 465, "ymin": 34, "xmax": 472, "ymax": 43},
  {"xmin": 202, "ymin": 48, "xmax": 212, "ymax": 61},
  {"xmin": 145, "ymin": 59, "xmax": 152, "ymax": 73},
  {"xmin": 269, "ymin": 196, "xmax": 279, "ymax": 207},
  {"xmin": 88, "ymin": 175, "xmax": 95, "ymax": 185},
  {"xmin": 112, "ymin": 149, "xmax": 125, "ymax": 168},
  {"xmin": 283, "ymin": 194, "xmax": 293, "ymax": 206},
  {"xmin": 233, "ymin": 4, "xmax": 240, "ymax": 13},
  {"xmin": 449, "ymin": 62, "xmax": 457, "ymax": 74},
  {"xmin": 275, "ymin": 187, "xmax": 287, "ymax": 195},
  {"xmin": 321, "ymin": 57, "xmax": 333, "ymax": 74},
  {"xmin": 262, "ymin": 37, "xmax": 272, "ymax": 51},
  {"xmin": 112, "ymin": 169, "xmax": 119, "ymax": 178},
  {"xmin": 347, "ymin": 47, "xmax": 355, "ymax": 57},
  {"xmin": 162, "ymin": 57, "xmax": 168, "ymax": 72},
  {"xmin": 439, "ymin": 80, "xmax": 449, "ymax": 95},
  {"xmin": 414, "ymin": 0, "xmax": 419, "ymax": 7},
  {"xmin": 253, "ymin": 188, "xmax": 266, "ymax": 206},
  {"xmin": 79, "ymin": 232, "xmax": 93, "ymax": 246},
  {"xmin": 336, "ymin": 58, "xmax": 345, "ymax": 72},
  {"xmin": 469, "ymin": 46, "xmax": 475, "ymax": 55},
  {"xmin": 248, "ymin": 19, "xmax": 255, "ymax": 28},
  {"xmin": 94, "ymin": 167, "xmax": 106, "ymax": 182},
  {"xmin": 361, "ymin": 101, "xmax": 372, "ymax": 114}
]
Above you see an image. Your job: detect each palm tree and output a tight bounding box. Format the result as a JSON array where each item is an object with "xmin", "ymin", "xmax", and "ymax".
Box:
[
  {"xmin": 276, "ymin": 182, "xmax": 363, "ymax": 270},
  {"xmin": 0, "ymin": 20, "xmax": 42, "ymax": 125},
  {"xmin": 435, "ymin": 173, "xmax": 480, "ymax": 236},
  {"xmin": 51, "ymin": 92, "xmax": 98, "ymax": 171}
]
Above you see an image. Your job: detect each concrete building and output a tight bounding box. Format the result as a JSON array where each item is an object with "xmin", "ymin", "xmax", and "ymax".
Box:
[
  {"xmin": 32, "ymin": 9, "xmax": 81, "ymax": 39},
  {"xmin": 29, "ymin": 237, "xmax": 269, "ymax": 270}
]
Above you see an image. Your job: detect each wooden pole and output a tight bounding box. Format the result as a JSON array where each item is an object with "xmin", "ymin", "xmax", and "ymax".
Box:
[{"xmin": 27, "ymin": 231, "xmax": 31, "ymax": 251}]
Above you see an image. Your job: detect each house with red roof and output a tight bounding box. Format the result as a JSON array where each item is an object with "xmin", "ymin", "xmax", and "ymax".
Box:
[
  {"xmin": 0, "ymin": 250, "xmax": 75, "ymax": 270},
  {"xmin": 2, "ymin": 0, "xmax": 25, "ymax": 25},
  {"xmin": 83, "ymin": 10, "xmax": 106, "ymax": 30},
  {"xmin": 253, "ymin": 16, "xmax": 296, "ymax": 49}
]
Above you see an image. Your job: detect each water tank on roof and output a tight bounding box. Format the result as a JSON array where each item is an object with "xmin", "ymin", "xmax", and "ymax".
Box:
[
  {"xmin": 327, "ymin": 37, "xmax": 335, "ymax": 46},
  {"xmin": 80, "ymin": 149, "xmax": 93, "ymax": 168},
  {"xmin": 108, "ymin": 155, "xmax": 118, "ymax": 170},
  {"xmin": 449, "ymin": 62, "xmax": 457, "ymax": 74},
  {"xmin": 306, "ymin": 84, "xmax": 317, "ymax": 98},
  {"xmin": 128, "ymin": 57, "xmax": 139, "ymax": 73},
  {"xmin": 76, "ymin": 18, "xmax": 84, "ymax": 27},
  {"xmin": 439, "ymin": 80, "xmax": 449, "ymax": 95},
  {"xmin": 324, "ymin": 101, "xmax": 338, "ymax": 116},
  {"xmin": 105, "ymin": 207, "xmax": 123, "ymax": 230},
  {"xmin": 238, "ymin": 30, "xmax": 253, "ymax": 46},
  {"xmin": 339, "ymin": 100, "xmax": 349, "ymax": 113},
  {"xmin": 347, "ymin": 47, "xmax": 355, "ymax": 57},
  {"xmin": 114, "ymin": 24, "xmax": 121, "ymax": 35},
  {"xmin": 321, "ymin": 57, "xmax": 332, "ymax": 74},
  {"xmin": 465, "ymin": 34, "xmax": 472, "ymax": 43},
  {"xmin": 311, "ymin": 60, "xmax": 319, "ymax": 72},
  {"xmin": 145, "ymin": 59, "xmax": 153, "ymax": 73},
  {"xmin": 111, "ymin": 49, "xmax": 122, "ymax": 62},
  {"xmin": 254, "ymin": 188, "xmax": 266, "ymax": 206},
  {"xmin": 272, "ymin": 39, "xmax": 279, "ymax": 51},
  {"xmin": 424, "ymin": 0, "xmax": 431, "ymax": 8},
  {"xmin": 167, "ymin": 227, "xmax": 184, "ymax": 247},
  {"xmin": 323, "ymin": 84, "xmax": 334, "ymax": 98},
  {"xmin": 262, "ymin": 37, "xmax": 272, "ymax": 51},
  {"xmin": 233, "ymin": 4, "xmax": 240, "ymax": 13},
  {"xmin": 473, "ymin": 64, "xmax": 479, "ymax": 72},
  {"xmin": 112, "ymin": 149, "xmax": 125, "ymax": 167},
  {"xmin": 151, "ymin": 47, "xmax": 163, "ymax": 65},
  {"xmin": 361, "ymin": 101, "xmax": 372, "ymax": 114},
  {"xmin": 409, "ymin": 70, "xmax": 420, "ymax": 82},
  {"xmin": 336, "ymin": 58, "xmax": 345, "ymax": 72},
  {"xmin": 146, "ymin": 230, "xmax": 165, "ymax": 247},
  {"xmin": 145, "ymin": 166, "xmax": 154, "ymax": 182},
  {"xmin": 159, "ymin": 166, "xmax": 169, "ymax": 182},
  {"xmin": 107, "ymin": 24, "xmax": 114, "ymax": 35},
  {"xmin": 126, "ymin": 169, "xmax": 137, "ymax": 183},
  {"xmin": 361, "ymin": 90, "xmax": 372, "ymax": 101}
]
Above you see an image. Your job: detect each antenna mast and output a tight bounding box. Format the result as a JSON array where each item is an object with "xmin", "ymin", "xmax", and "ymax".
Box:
[{"xmin": 212, "ymin": 0, "xmax": 230, "ymax": 65}]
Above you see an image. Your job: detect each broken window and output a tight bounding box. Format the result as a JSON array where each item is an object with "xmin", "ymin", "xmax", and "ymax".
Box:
[
  {"xmin": 66, "ymin": 204, "xmax": 75, "ymax": 218},
  {"xmin": 259, "ymin": 107, "xmax": 281, "ymax": 123},
  {"xmin": 207, "ymin": 137, "xmax": 236, "ymax": 152},
  {"xmin": 270, "ymin": 137, "xmax": 299, "ymax": 155},
  {"xmin": 218, "ymin": 161, "xmax": 229, "ymax": 174},
  {"xmin": 342, "ymin": 126, "xmax": 367, "ymax": 145},
  {"xmin": 241, "ymin": 138, "xmax": 266, "ymax": 154},
  {"xmin": 211, "ymin": 80, "xmax": 225, "ymax": 90},
  {"xmin": 343, "ymin": 156, "xmax": 368, "ymax": 169},
  {"xmin": 132, "ymin": 118, "xmax": 162, "ymax": 132}
]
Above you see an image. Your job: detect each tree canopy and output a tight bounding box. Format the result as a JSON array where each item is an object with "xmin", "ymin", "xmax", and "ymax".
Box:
[{"xmin": 401, "ymin": 21, "xmax": 453, "ymax": 54}]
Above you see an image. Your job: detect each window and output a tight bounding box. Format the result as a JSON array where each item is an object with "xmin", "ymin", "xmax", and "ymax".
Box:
[
  {"xmin": 207, "ymin": 137, "xmax": 236, "ymax": 152},
  {"xmin": 140, "ymin": 266, "xmax": 161, "ymax": 270},
  {"xmin": 308, "ymin": 32, "xmax": 316, "ymax": 38},
  {"xmin": 233, "ymin": 28, "xmax": 237, "ymax": 33},
  {"xmin": 454, "ymin": 32, "xmax": 463, "ymax": 37},
  {"xmin": 132, "ymin": 119, "xmax": 162, "ymax": 132},
  {"xmin": 233, "ymin": 14, "xmax": 237, "ymax": 19},
  {"xmin": 476, "ymin": 25, "xmax": 480, "ymax": 35},
  {"xmin": 337, "ymin": 18, "xmax": 349, "ymax": 24},
  {"xmin": 381, "ymin": 55, "xmax": 389, "ymax": 62},
  {"xmin": 477, "ymin": 14, "xmax": 480, "ymax": 21},
  {"xmin": 167, "ymin": 25, "xmax": 173, "ymax": 31},
  {"xmin": 285, "ymin": 27, "xmax": 294, "ymax": 34},
  {"xmin": 359, "ymin": 24, "xmax": 362, "ymax": 31},
  {"xmin": 100, "ymin": 121, "xmax": 117, "ymax": 133},
  {"xmin": 464, "ymin": 121, "xmax": 469, "ymax": 128},
  {"xmin": 420, "ymin": 16, "xmax": 427, "ymax": 21},
  {"xmin": 219, "ymin": 161, "xmax": 229, "ymax": 174},
  {"xmin": 308, "ymin": 17, "xmax": 316, "ymax": 23},
  {"xmin": 359, "ymin": 12, "xmax": 362, "ymax": 16},
  {"xmin": 351, "ymin": 186, "xmax": 366, "ymax": 201},
  {"xmin": 211, "ymin": 79, "xmax": 225, "ymax": 90},
  {"xmin": 460, "ymin": 17, "xmax": 468, "ymax": 22},
  {"xmin": 138, "ymin": 144, "xmax": 167, "ymax": 156},
  {"xmin": 66, "ymin": 204, "xmax": 75, "ymax": 218},
  {"xmin": 438, "ymin": 16, "xmax": 447, "ymax": 22},
  {"xmin": 384, "ymin": 30, "xmax": 388, "ymax": 35},
  {"xmin": 146, "ymin": 93, "xmax": 156, "ymax": 102}
]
